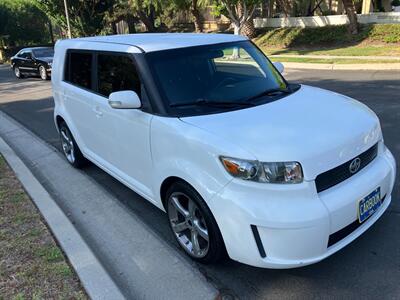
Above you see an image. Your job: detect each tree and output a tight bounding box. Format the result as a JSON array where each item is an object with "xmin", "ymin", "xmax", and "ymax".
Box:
[
  {"xmin": 216, "ymin": 0, "xmax": 261, "ymax": 36},
  {"xmin": 171, "ymin": 0, "xmax": 208, "ymax": 32},
  {"xmin": 107, "ymin": 0, "xmax": 137, "ymax": 34},
  {"xmin": 342, "ymin": 0, "xmax": 358, "ymax": 34},
  {"xmin": 276, "ymin": 0, "xmax": 292, "ymax": 16},
  {"xmin": 191, "ymin": 0, "xmax": 205, "ymax": 32},
  {"xmin": 127, "ymin": 0, "xmax": 163, "ymax": 32},
  {"xmin": 36, "ymin": 0, "xmax": 115, "ymax": 37},
  {"xmin": 0, "ymin": 0, "xmax": 50, "ymax": 47}
]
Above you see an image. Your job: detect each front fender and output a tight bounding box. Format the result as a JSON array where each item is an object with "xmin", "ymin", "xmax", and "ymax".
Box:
[{"xmin": 150, "ymin": 116, "xmax": 255, "ymax": 210}]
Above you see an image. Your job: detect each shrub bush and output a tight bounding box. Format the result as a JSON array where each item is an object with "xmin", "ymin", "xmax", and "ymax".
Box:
[{"xmin": 254, "ymin": 24, "xmax": 400, "ymax": 48}]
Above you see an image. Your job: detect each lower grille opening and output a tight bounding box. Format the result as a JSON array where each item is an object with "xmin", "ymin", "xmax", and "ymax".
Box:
[{"xmin": 327, "ymin": 194, "xmax": 386, "ymax": 248}]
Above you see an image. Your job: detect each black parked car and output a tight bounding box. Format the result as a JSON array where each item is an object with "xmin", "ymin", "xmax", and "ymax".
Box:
[{"xmin": 11, "ymin": 47, "xmax": 54, "ymax": 80}]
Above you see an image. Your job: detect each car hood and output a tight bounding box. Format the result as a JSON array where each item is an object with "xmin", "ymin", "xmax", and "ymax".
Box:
[{"xmin": 180, "ymin": 85, "xmax": 381, "ymax": 180}]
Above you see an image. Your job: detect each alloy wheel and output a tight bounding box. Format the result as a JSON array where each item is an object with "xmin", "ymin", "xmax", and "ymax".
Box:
[
  {"xmin": 168, "ymin": 192, "xmax": 210, "ymax": 258},
  {"xmin": 60, "ymin": 128, "xmax": 75, "ymax": 164},
  {"xmin": 39, "ymin": 66, "xmax": 47, "ymax": 80},
  {"xmin": 14, "ymin": 67, "xmax": 20, "ymax": 78}
]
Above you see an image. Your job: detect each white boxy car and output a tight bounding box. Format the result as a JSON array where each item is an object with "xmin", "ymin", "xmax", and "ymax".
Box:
[{"xmin": 52, "ymin": 33, "xmax": 396, "ymax": 269}]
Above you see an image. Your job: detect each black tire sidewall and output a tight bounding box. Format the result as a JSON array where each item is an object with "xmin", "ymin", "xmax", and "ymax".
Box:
[{"xmin": 166, "ymin": 181, "xmax": 226, "ymax": 264}]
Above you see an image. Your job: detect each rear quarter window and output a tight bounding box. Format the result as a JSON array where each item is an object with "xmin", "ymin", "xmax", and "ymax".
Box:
[{"xmin": 64, "ymin": 51, "xmax": 92, "ymax": 90}]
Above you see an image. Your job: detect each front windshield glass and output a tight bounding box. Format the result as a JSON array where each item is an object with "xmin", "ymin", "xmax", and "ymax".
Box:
[
  {"xmin": 32, "ymin": 48, "xmax": 54, "ymax": 58},
  {"xmin": 146, "ymin": 40, "xmax": 288, "ymax": 116}
]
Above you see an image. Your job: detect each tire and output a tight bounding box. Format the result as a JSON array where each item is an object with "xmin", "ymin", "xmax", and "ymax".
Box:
[
  {"xmin": 59, "ymin": 122, "xmax": 87, "ymax": 168},
  {"xmin": 39, "ymin": 65, "xmax": 48, "ymax": 80},
  {"xmin": 166, "ymin": 181, "xmax": 226, "ymax": 264},
  {"xmin": 13, "ymin": 66, "xmax": 24, "ymax": 79}
]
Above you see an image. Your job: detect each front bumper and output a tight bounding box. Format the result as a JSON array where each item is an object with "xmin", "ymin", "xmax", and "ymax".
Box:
[{"xmin": 210, "ymin": 146, "xmax": 396, "ymax": 268}]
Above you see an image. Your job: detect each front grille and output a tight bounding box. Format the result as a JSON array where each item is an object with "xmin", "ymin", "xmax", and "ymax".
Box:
[
  {"xmin": 315, "ymin": 143, "xmax": 378, "ymax": 193},
  {"xmin": 327, "ymin": 194, "xmax": 386, "ymax": 247}
]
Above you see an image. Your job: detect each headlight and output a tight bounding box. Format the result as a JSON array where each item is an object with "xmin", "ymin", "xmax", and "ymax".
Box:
[{"xmin": 220, "ymin": 156, "xmax": 303, "ymax": 184}]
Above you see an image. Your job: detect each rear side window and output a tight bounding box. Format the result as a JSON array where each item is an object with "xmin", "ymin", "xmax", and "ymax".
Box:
[
  {"xmin": 97, "ymin": 54, "xmax": 141, "ymax": 98},
  {"xmin": 64, "ymin": 51, "xmax": 92, "ymax": 90}
]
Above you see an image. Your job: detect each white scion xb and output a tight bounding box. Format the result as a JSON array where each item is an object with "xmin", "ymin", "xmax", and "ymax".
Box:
[{"xmin": 52, "ymin": 33, "xmax": 396, "ymax": 268}]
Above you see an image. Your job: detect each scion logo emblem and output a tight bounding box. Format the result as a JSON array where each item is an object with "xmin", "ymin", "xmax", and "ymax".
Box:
[{"xmin": 349, "ymin": 157, "xmax": 361, "ymax": 174}]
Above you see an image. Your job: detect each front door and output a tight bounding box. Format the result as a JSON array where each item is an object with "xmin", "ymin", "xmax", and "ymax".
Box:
[{"xmin": 92, "ymin": 52, "xmax": 154, "ymax": 199}]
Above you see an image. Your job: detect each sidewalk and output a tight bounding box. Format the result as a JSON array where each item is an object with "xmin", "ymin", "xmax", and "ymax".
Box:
[
  {"xmin": 270, "ymin": 54, "xmax": 400, "ymax": 61},
  {"xmin": 268, "ymin": 53, "xmax": 400, "ymax": 70}
]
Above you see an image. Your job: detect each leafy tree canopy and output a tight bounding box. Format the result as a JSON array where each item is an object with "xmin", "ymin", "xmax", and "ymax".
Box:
[
  {"xmin": 36, "ymin": 0, "xmax": 115, "ymax": 37},
  {"xmin": 0, "ymin": 0, "xmax": 50, "ymax": 47}
]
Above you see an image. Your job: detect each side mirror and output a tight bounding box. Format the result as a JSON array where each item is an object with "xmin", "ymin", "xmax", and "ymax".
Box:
[
  {"xmin": 273, "ymin": 62, "xmax": 284, "ymax": 74},
  {"xmin": 108, "ymin": 90, "xmax": 141, "ymax": 109}
]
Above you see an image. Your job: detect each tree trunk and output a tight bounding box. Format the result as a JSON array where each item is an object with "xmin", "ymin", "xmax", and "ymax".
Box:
[
  {"xmin": 276, "ymin": 0, "xmax": 291, "ymax": 16},
  {"xmin": 111, "ymin": 22, "xmax": 118, "ymax": 34},
  {"xmin": 127, "ymin": 14, "xmax": 137, "ymax": 33},
  {"xmin": 240, "ymin": 18, "xmax": 256, "ymax": 38},
  {"xmin": 137, "ymin": 11, "xmax": 156, "ymax": 32},
  {"xmin": 233, "ymin": 22, "xmax": 240, "ymax": 35},
  {"xmin": 191, "ymin": 0, "xmax": 204, "ymax": 32},
  {"xmin": 342, "ymin": 0, "xmax": 358, "ymax": 34},
  {"xmin": 48, "ymin": 21, "xmax": 54, "ymax": 44}
]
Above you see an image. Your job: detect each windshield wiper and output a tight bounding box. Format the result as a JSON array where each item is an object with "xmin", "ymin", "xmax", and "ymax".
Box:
[
  {"xmin": 245, "ymin": 87, "xmax": 292, "ymax": 103},
  {"xmin": 170, "ymin": 98, "xmax": 256, "ymax": 108}
]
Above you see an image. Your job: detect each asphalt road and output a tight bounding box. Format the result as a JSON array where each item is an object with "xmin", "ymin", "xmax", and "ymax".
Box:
[{"xmin": 1, "ymin": 64, "xmax": 399, "ymax": 299}]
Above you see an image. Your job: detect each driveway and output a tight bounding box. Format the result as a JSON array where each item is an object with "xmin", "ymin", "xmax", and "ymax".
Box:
[{"xmin": 0, "ymin": 63, "xmax": 399, "ymax": 299}]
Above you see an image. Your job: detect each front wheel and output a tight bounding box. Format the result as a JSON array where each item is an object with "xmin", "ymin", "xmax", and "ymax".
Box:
[
  {"xmin": 59, "ymin": 122, "xmax": 87, "ymax": 168},
  {"xmin": 39, "ymin": 65, "xmax": 48, "ymax": 80},
  {"xmin": 14, "ymin": 66, "xmax": 24, "ymax": 79},
  {"xmin": 166, "ymin": 181, "xmax": 226, "ymax": 264}
]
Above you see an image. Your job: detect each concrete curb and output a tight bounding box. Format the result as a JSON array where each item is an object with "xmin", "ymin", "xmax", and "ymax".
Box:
[
  {"xmin": 0, "ymin": 129, "xmax": 126, "ymax": 300},
  {"xmin": 0, "ymin": 110, "xmax": 219, "ymax": 299},
  {"xmin": 282, "ymin": 62, "xmax": 400, "ymax": 71}
]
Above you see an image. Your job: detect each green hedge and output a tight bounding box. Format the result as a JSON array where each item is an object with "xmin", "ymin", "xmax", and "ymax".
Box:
[{"xmin": 254, "ymin": 24, "xmax": 400, "ymax": 48}]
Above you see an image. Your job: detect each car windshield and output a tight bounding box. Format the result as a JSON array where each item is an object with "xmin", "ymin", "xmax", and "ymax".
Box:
[
  {"xmin": 32, "ymin": 48, "xmax": 54, "ymax": 58},
  {"xmin": 145, "ymin": 40, "xmax": 289, "ymax": 116}
]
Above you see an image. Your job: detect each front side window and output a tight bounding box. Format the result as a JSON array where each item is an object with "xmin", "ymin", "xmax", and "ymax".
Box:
[
  {"xmin": 19, "ymin": 51, "xmax": 32, "ymax": 59},
  {"xmin": 97, "ymin": 54, "xmax": 141, "ymax": 98},
  {"xmin": 65, "ymin": 52, "xmax": 92, "ymax": 90},
  {"xmin": 146, "ymin": 41, "xmax": 289, "ymax": 116}
]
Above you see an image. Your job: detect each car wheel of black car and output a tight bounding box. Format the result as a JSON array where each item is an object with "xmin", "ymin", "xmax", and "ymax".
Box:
[
  {"xmin": 13, "ymin": 66, "xmax": 24, "ymax": 79},
  {"xmin": 39, "ymin": 65, "xmax": 48, "ymax": 80}
]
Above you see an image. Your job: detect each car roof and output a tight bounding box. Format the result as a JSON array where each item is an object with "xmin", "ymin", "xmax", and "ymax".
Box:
[
  {"xmin": 20, "ymin": 47, "xmax": 53, "ymax": 52},
  {"xmin": 67, "ymin": 33, "xmax": 248, "ymax": 53}
]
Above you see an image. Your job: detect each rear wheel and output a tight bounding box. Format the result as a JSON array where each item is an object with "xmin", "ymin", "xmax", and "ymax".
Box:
[
  {"xmin": 14, "ymin": 66, "xmax": 24, "ymax": 79},
  {"xmin": 39, "ymin": 65, "xmax": 48, "ymax": 80},
  {"xmin": 59, "ymin": 122, "xmax": 87, "ymax": 168},
  {"xmin": 166, "ymin": 181, "xmax": 226, "ymax": 264}
]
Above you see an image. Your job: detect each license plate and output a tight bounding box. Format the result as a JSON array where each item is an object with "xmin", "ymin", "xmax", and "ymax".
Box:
[{"xmin": 358, "ymin": 187, "xmax": 381, "ymax": 223}]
